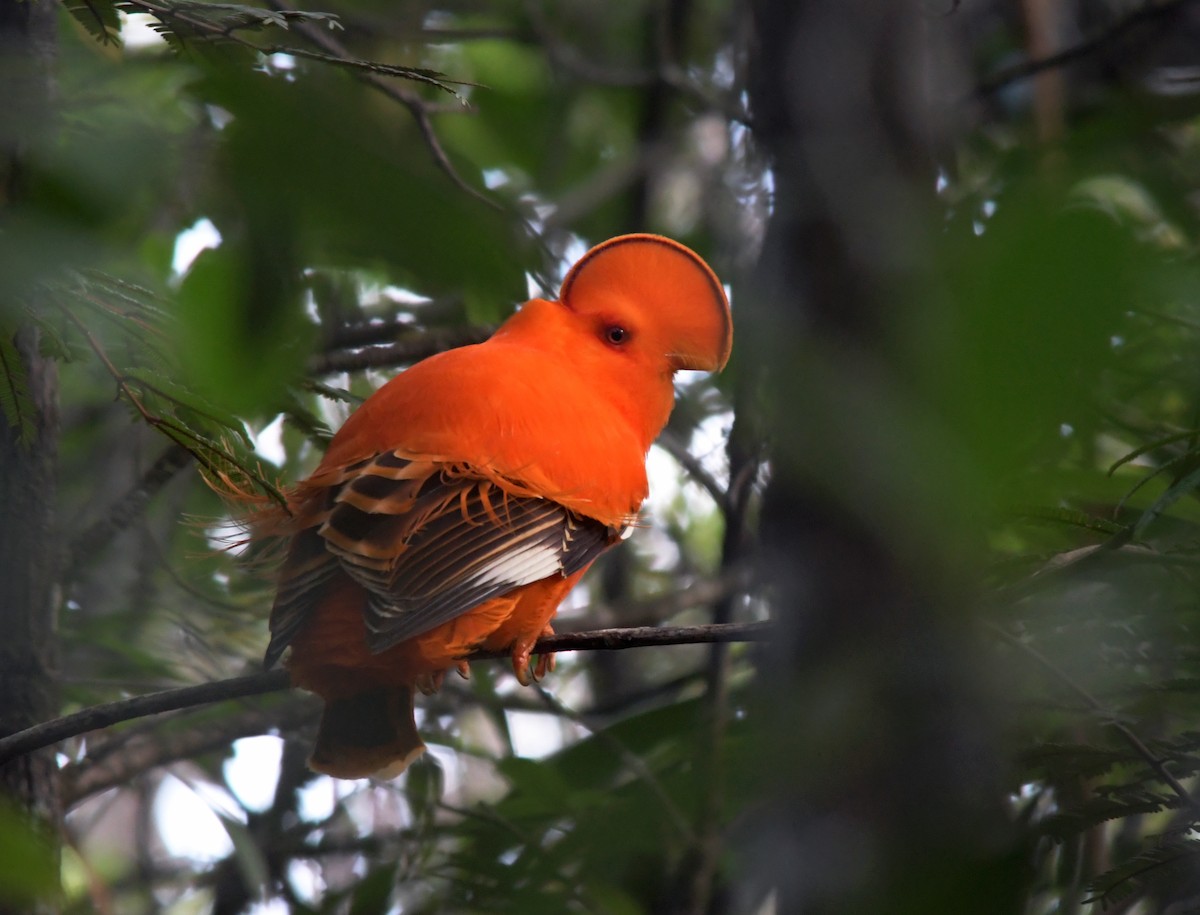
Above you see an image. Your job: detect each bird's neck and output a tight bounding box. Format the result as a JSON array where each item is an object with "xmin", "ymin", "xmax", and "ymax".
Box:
[{"xmin": 496, "ymin": 299, "xmax": 676, "ymax": 451}]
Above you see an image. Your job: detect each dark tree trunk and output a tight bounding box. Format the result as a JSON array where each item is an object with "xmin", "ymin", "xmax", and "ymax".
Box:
[
  {"xmin": 742, "ymin": 2, "xmax": 1022, "ymax": 912},
  {"xmin": 0, "ymin": 1, "xmax": 62, "ymax": 910}
]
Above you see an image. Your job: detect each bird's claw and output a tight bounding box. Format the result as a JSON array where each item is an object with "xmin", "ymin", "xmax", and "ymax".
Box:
[
  {"xmin": 415, "ymin": 670, "xmax": 445, "ymax": 695},
  {"xmin": 512, "ymin": 650, "xmax": 533, "ymax": 687},
  {"xmin": 511, "ymin": 649, "xmax": 555, "ymax": 686}
]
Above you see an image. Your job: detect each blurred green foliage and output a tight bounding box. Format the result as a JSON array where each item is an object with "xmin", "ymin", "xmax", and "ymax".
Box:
[
  {"xmin": 4, "ymin": 0, "xmax": 1200, "ymax": 913},
  {"xmin": 0, "ymin": 799, "xmax": 59, "ymax": 907}
]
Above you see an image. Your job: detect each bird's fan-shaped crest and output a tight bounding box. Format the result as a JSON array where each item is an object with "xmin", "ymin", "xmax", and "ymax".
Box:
[{"xmin": 559, "ymin": 234, "xmax": 732, "ymax": 372}]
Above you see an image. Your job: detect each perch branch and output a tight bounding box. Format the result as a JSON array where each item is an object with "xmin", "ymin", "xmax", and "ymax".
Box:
[
  {"xmin": 62, "ymin": 698, "xmax": 318, "ymax": 805},
  {"xmin": 0, "ymin": 621, "xmax": 771, "ymax": 765}
]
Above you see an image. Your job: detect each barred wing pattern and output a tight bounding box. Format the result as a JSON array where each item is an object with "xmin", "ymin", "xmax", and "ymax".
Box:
[{"xmin": 265, "ymin": 451, "xmax": 623, "ymax": 665}]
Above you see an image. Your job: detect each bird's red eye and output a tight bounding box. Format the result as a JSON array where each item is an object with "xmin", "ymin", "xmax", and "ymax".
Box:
[{"xmin": 605, "ymin": 325, "xmax": 628, "ymax": 345}]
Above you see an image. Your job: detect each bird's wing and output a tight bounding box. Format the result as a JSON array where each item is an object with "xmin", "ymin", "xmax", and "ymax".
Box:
[{"xmin": 265, "ymin": 451, "xmax": 625, "ymax": 664}]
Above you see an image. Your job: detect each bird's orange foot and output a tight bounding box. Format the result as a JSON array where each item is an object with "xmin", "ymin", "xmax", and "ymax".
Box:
[
  {"xmin": 511, "ymin": 645, "xmax": 534, "ymax": 686},
  {"xmin": 511, "ymin": 626, "xmax": 556, "ymax": 686},
  {"xmin": 455, "ymin": 660, "xmax": 470, "ymax": 681},
  {"xmin": 533, "ymin": 651, "xmax": 555, "ymax": 680}
]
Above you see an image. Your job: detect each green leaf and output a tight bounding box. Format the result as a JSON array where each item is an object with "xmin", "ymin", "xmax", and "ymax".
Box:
[
  {"xmin": 586, "ymin": 884, "xmax": 645, "ymax": 915},
  {"xmin": 123, "ymin": 367, "xmax": 253, "ymax": 446},
  {"xmin": 217, "ymin": 814, "xmax": 270, "ymax": 903},
  {"xmin": 348, "ymin": 863, "xmax": 398, "ymax": 915},
  {"xmin": 405, "ymin": 755, "xmax": 444, "ymax": 826},
  {"xmin": 1017, "ymin": 742, "xmax": 1133, "ymax": 782},
  {"xmin": 1132, "ymin": 463, "xmax": 1200, "ymax": 538},
  {"xmin": 194, "ymin": 66, "xmax": 530, "ymax": 307},
  {"xmin": 936, "ymin": 183, "xmax": 1141, "ymax": 493},
  {"xmin": 495, "ymin": 756, "xmax": 575, "ymax": 819},
  {"xmin": 0, "ymin": 331, "xmax": 39, "ymax": 447},
  {"xmin": 1011, "ymin": 505, "xmax": 1126, "ymax": 537},
  {"xmin": 1108, "ymin": 429, "xmax": 1200, "ymax": 476},
  {"xmin": 64, "ymin": 0, "xmax": 122, "ymax": 46},
  {"xmin": 1039, "ymin": 791, "xmax": 1182, "ymax": 841},
  {"xmin": 175, "ymin": 244, "xmax": 311, "ymax": 415},
  {"xmin": 0, "ymin": 800, "xmax": 58, "ymax": 906},
  {"xmin": 1087, "ymin": 838, "xmax": 1200, "ymax": 908}
]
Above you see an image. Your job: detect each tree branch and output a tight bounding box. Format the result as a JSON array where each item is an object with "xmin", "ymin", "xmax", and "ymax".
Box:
[
  {"xmin": 974, "ymin": 0, "xmax": 1197, "ymax": 101},
  {"xmin": 656, "ymin": 429, "xmax": 729, "ymax": 513},
  {"xmin": 0, "ymin": 622, "xmax": 771, "ymax": 765},
  {"xmin": 526, "ymin": 2, "xmax": 751, "ymax": 125},
  {"xmin": 124, "ymin": 0, "xmax": 465, "ymax": 94},
  {"xmin": 307, "ymin": 324, "xmax": 495, "ymax": 375},
  {"xmin": 683, "ymin": 388, "xmax": 757, "ymax": 915},
  {"xmin": 318, "ymin": 300, "xmax": 462, "ymax": 351},
  {"xmin": 62, "ymin": 698, "xmax": 318, "ymax": 806},
  {"xmin": 64, "ymin": 443, "xmax": 193, "ymax": 578},
  {"xmin": 264, "ymin": 0, "xmax": 501, "ymax": 211}
]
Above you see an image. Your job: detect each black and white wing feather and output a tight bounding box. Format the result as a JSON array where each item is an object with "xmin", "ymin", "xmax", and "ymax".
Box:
[{"xmin": 265, "ymin": 452, "xmax": 626, "ymax": 664}]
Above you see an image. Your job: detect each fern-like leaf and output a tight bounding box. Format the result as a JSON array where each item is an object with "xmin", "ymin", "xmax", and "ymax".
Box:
[
  {"xmin": 1018, "ymin": 742, "xmax": 1133, "ymax": 782},
  {"xmin": 1133, "ymin": 463, "xmax": 1200, "ymax": 537},
  {"xmin": 1109, "ymin": 429, "xmax": 1200, "ymax": 476},
  {"xmin": 1087, "ymin": 838, "xmax": 1200, "ymax": 908},
  {"xmin": 129, "ymin": 1, "xmax": 343, "ymax": 35},
  {"xmin": 1013, "ymin": 505, "xmax": 1127, "ymax": 536},
  {"xmin": 123, "ymin": 368, "xmax": 254, "ymax": 446},
  {"xmin": 1039, "ymin": 791, "xmax": 1182, "ymax": 842},
  {"xmin": 111, "ymin": 1, "xmax": 345, "ymax": 52},
  {"xmin": 69, "ymin": 1, "xmax": 467, "ymax": 97},
  {"xmin": 64, "ymin": 0, "xmax": 122, "ymax": 45}
]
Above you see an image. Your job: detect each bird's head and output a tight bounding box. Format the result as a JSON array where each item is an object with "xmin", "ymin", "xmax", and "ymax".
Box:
[{"xmin": 559, "ymin": 234, "xmax": 732, "ymax": 374}]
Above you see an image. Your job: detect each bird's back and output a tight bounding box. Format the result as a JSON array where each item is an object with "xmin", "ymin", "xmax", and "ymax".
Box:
[{"xmin": 308, "ymin": 299, "xmax": 660, "ymax": 528}]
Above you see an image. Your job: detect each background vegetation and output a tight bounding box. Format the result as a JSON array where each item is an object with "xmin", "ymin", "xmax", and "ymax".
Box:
[{"xmin": 5, "ymin": 0, "xmax": 1200, "ymax": 912}]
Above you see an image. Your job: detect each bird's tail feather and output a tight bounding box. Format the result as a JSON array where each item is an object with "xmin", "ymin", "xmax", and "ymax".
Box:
[{"xmin": 308, "ymin": 686, "xmax": 426, "ymax": 779}]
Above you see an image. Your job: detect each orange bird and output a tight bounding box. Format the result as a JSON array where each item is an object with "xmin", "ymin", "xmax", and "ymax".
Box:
[{"xmin": 260, "ymin": 234, "xmax": 731, "ymax": 779}]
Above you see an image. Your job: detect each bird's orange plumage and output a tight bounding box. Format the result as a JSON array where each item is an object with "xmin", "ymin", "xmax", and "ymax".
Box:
[{"xmin": 261, "ymin": 234, "xmax": 731, "ymax": 778}]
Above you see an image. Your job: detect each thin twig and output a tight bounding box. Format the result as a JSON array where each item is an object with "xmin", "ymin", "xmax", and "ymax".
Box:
[
  {"xmin": 307, "ymin": 324, "xmax": 495, "ymax": 375},
  {"xmin": 269, "ymin": 0, "xmax": 571, "ymax": 277},
  {"xmin": 0, "ymin": 622, "xmax": 772, "ymax": 765},
  {"xmin": 59, "ymin": 305, "xmax": 287, "ymax": 507},
  {"xmin": 265, "ymin": 0, "xmax": 501, "ymax": 211},
  {"xmin": 62, "ymin": 697, "xmax": 318, "ymax": 806},
  {"xmin": 657, "ymin": 429, "xmax": 729, "ymax": 513},
  {"xmin": 124, "ymin": 0, "xmax": 465, "ymax": 94},
  {"xmin": 123, "ymin": 0, "xmax": 496, "ymax": 205},
  {"xmin": 63, "ymin": 310, "xmax": 217, "ymax": 467},
  {"xmin": 0, "ymin": 671, "xmax": 292, "ymax": 767},
  {"xmin": 685, "ymin": 397, "xmax": 756, "ymax": 914},
  {"xmin": 565, "ymin": 568, "xmax": 752, "ymax": 632},
  {"xmin": 974, "ymin": 0, "xmax": 1197, "ymax": 101},
  {"xmin": 65, "ymin": 443, "xmax": 193, "ymax": 577},
  {"xmin": 526, "ymin": 3, "xmax": 751, "ymax": 125},
  {"xmin": 319, "ymin": 302, "xmax": 462, "ymax": 351},
  {"xmin": 989, "ymin": 622, "xmax": 1198, "ymax": 813}
]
